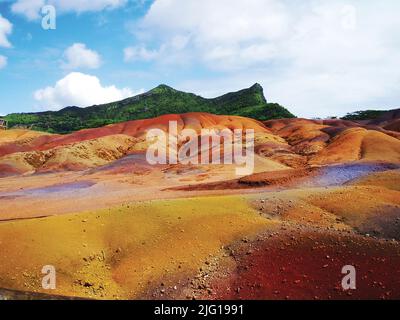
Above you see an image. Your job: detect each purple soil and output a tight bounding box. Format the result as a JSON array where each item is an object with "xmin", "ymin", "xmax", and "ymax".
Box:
[{"xmin": 5, "ymin": 181, "xmax": 96, "ymax": 197}]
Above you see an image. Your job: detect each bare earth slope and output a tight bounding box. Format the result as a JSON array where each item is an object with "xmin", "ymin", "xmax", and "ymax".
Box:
[{"xmin": 0, "ymin": 112, "xmax": 400, "ymax": 300}]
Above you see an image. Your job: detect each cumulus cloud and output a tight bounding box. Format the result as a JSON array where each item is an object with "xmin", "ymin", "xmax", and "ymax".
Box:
[
  {"xmin": 34, "ymin": 72, "xmax": 138, "ymax": 110},
  {"xmin": 0, "ymin": 55, "xmax": 7, "ymax": 69},
  {"xmin": 132, "ymin": 0, "xmax": 400, "ymax": 117},
  {"xmin": 61, "ymin": 43, "xmax": 102, "ymax": 69},
  {"xmin": 12, "ymin": 0, "xmax": 127, "ymax": 20},
  {"xmin": 0, "ymin": 14, "xmax": 13, "ymax": 48},
  {"xmin": 135, "ymin": 0, "xmax": 289, "ymax": 69}
]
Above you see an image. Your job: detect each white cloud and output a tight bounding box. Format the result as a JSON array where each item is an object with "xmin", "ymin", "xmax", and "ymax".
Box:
[
  {"xmin": 11, "ymin": 0, "xmax": 45, "ymax": 20},
  {"xmin": 12, "ymin": 0, "xmax": 127, "ymax": 20},
  {"xmin": 124, "ymin": 46, "xmax": 159, "ymax": 62},
  {"xmin": 137, "ymin": 0, "xmax": 289, "ymax": 68},
  {"xmin": 124, "ymin": 34, "xmax": 191, "ymax": 65},
  {"xmin": 62, "ymin": 43, "xmax": 102, "ymax": 70},
  {"xmin": 51, "ymin": 0, "xmax": 127, "ymax": 12},
  {"xmin": 132, "ymin": 0, "xmax": 400, "ymax": 117},
  {"xmin": 0, "ymin": 55, "xmax": 7, "ymax": 69},
  {"xmin": 0, "ymin": 14, "xmax": 13, "ymax": 48},
  {"xmin": 34, "ymin": 72, "xmax": 138, "ymax": 110}
]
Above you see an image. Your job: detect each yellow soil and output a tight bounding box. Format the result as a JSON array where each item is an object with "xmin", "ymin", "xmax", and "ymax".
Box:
[
  {"xmin": 42, "ymin": 134, "xmax": 136, "ymax": 171},
  {"xmin": 0, "ymin": 129, "xmax": 53, "ymax": 146},
  {"xmin": 253, "ymin": 132, "xmax": 287, "ymax": 145},
  {"xmin": 248, "ymin": 183, "xmax": 400, "ymax": 232},
  {"xmin": 361, "ymin": 130, "xmax": 400, "ymax": 163},
  {"xmin": 347, "ymin": 169, "xmax": 400, "ymax": 191},
  {"xmin": 0, "ymin": 195, "xmax": 274, "ymax": 299},
  {"xmin": 0, "ymin": 134, "xmax": 136, "ymax": 173},
  {"xmin": 299, "ymin": 186, "xmax": 400, "ymax": 230}
]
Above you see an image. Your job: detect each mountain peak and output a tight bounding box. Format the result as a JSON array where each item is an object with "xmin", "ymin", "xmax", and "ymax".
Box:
[
  {"xmin": 150, "ymin": 84, "xmax": 176, "ymax": 94},
  {"xmin": 249, "ymin": 83, "xmax": 264, "ymax": 96},
  {"xmin": 250, "ymin": 83, "xmax": 263, "ymax": 90}
]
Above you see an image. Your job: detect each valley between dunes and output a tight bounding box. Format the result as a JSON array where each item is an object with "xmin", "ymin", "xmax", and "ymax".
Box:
[{"xmin": 0, "ymin": 112, "xmax": 400, "ymax": 300}]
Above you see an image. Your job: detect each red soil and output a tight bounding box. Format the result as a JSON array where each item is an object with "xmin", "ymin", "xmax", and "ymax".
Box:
[
  {"xmin": 206, "ymin": 228, "xmax": 400, "ymax": 300},
  {"xmin": 385, "ymin": 119, "xmax": 400, "ymax": 132},
  {"xmin": 0, "ymin": 164, "xmax": 21, "ymax": 177}
]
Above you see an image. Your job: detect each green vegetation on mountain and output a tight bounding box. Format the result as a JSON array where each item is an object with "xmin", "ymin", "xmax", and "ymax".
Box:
[
  {"xmin": 5, "ymin": 83, "xmax": 295, "ymax": 134},
  {"xmin": 341, "ymin": 110, "xmax": 387, "ymax": 121}
]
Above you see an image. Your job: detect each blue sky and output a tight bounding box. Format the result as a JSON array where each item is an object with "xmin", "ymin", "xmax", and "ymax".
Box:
[{"xmin": 0, "ymin": 0, "xmax": 399, "ymax": 118}]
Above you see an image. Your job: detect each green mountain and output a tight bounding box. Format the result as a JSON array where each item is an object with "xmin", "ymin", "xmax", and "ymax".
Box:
[{"xmin": 5, "ymin": 83, "xmax": 295, "ymax": 134}]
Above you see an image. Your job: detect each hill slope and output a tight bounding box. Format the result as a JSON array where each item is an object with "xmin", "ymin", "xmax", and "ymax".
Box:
[
  {"xmin": 0, "ymin": 112, "xmax": 284, "ymax": 175},
  {"xmin": 5, "ymin": 83, "xmax": 295, "ymax": 134},
  {"xmin": 2, "ymin": 112, "xmax": 400, "ymax": 176}
]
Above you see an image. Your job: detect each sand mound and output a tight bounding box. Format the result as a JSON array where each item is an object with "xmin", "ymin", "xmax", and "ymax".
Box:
[
  {"xmin": 310, "ymin": 128, "xmax": 367, "ymax": 165},
  {"xmin": 2, "ymin": 113, "xmax": 400, "ymax": 176},
  {"xmin": 361, "ymin": 130, "xmax": 400, "ymax": 162},
  {"xmin": 264, "ymin": 118, "xmax": 400, "ymax": 166},
  {"xmin": 0, "ymin": 196, "xmax": 271, "ymax": 299},
  {"xmin": 0, "ymin": 134, "xmax": 136, "ymax": 174},
  {"xmin": 301, "ymin": 186, "xmax": 400, "ymax": 239},
  {"xmin": 0, "ymin": 113, "xmax": 270, "ymax": 158},
  {"xmin": 263, "ymin": 119, "xmax": 333, "ymax": 162},
  {"xmin": 41, "ymin": 134, "xmax": 137, "ymax": 172},
  {"xmin": 310, "ymin": 128, "xmax": 400, "ymax": 165},
  {"xmin": 248, "ymin": 182, "xmax": 400, "ymax": 240},
  {"xmin": 0, "ymin": 129, "xmax": 53, "ymax": 147},
  {"xmin": 0, "ymin": 113, "xmax": 289, "ymax": 175}
]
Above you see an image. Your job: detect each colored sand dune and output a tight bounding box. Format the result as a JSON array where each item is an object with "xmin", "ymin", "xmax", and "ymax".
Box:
[{"xmin": 0, "ymin": 111, "xmax": 400, "ymax": 300}]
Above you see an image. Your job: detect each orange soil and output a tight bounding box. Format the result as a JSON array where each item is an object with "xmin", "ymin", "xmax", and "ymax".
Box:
[{"xmin": 347, "ymin": 169, "xmax": 400, "ymax": 191}]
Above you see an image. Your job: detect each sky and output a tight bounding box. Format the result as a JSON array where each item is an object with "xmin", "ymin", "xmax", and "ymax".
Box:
[{"xmin": 0, "ymin": 0, "xmax": 399, "ymax": 118}]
